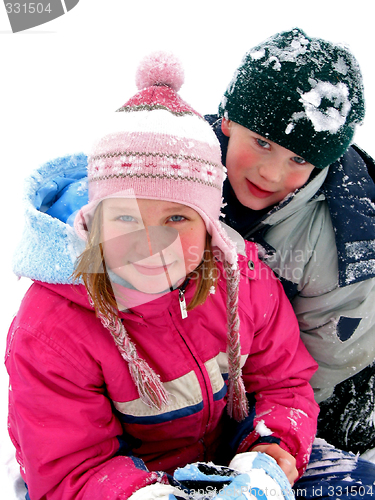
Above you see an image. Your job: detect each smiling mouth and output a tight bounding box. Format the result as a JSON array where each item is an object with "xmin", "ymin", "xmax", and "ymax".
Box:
[
  {"xmin": 246, "ymin": 179, "xmax": 275, "ymax": 198},
  {"xmin": 132, "ymin": 261, "xmax": 174, "ymax": 276}
]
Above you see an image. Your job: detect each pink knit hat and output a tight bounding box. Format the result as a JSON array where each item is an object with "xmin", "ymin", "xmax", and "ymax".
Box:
[
  {"xmin": 75, "ymin": 52, "xmax": 248, "ymax": 421},
  {"xmin": 75, "ymin": 51, "xmax": 237, "ymax": 266}
]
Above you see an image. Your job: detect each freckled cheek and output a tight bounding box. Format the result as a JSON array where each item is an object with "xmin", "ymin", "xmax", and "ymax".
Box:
[
  {"xmin": 101, "ymin": 227, "xmax": 135, "ymax": 265},
  {"xmin": 229, "ymin": 147, "xmax": 258, "ymax": 174},
  {"xmin": 103, "ymin": 240, "xmax": 132, "ymax": 268},
  {"xmin": 179, "ymin": 234, "xmax": 205, "ymax": 268},
  {"xmin": 101, "ymin": 223, "xmax": 121, "ymax": 242}
]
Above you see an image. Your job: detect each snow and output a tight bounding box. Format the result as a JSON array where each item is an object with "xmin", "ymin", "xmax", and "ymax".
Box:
[
  {"xmin": 1, "ymin": 0, "xmax": 375, "ymax": 497},
  {"xmin": 298, "ymin": 81, "xmax": 351, "ymax": 133},
  {"xmin": 128, "ymin": 483, "xmax": 189, "ymax": 500},
  {"xmin": 286, "ymin": 80, "xmax": 353, "ymax": 135},
  {"xmin": 260, "ymin": 29, "xmax": 309, "ymax": 66},
  {"xmin": 333, "ymin": 56, "xmax": 350, "ymax": 76},
  {"xmin": 346, "ymin": 240, "xmax": 375, "ymax": 260},
  {"xmin": 250, "ymin": 49, "xmax": 266, "ymax": 61},
  {"xmin": 255, "ymin": 420, "xmax": 273, "ymax": 437},
  {"xmin": 361, "ymin": 447, "xmax": 375, "ymax": 463}
]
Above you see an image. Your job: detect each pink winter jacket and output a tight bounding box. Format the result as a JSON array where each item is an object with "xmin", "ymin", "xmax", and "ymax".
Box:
[{"xmin": 6, "ymin": 242, "xmax": 319, "ymax": 500}]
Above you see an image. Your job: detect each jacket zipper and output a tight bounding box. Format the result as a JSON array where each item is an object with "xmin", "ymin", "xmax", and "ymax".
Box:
[
  {"xmin": 179, "ymin": 289, "xmax": 187, "ymax": 319},
  {"xmin": 178, "ymin": 278, "xmax": 190, "ymax": 319},
  {"xmin": 170, "ymin": 313, "xmax": 212, "ymax": 459},
  {"xmin": 172, "ymin": 281, "xmax": 213, "ymax": 458}
]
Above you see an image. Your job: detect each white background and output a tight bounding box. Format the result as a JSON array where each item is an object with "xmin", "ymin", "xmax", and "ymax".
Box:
[{"xmin": 1, "ymin": 1, "xmax": 375, "ymax": 497}]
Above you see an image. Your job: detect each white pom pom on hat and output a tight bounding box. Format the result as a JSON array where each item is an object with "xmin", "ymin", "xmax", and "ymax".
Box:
[{"xmin": 135, "ymin": 51, "xmax": 185, "ymax": 91}]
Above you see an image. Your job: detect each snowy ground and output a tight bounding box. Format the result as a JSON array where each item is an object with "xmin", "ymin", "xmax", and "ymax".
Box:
[{"xmin": 2, "ymin": 0, "xmax": 375, "ymax": 498}]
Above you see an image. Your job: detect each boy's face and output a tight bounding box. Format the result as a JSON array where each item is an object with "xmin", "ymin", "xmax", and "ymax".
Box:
[{"xmin": 222, "ymin": 119, "xmax": 316, "ymax": 210}]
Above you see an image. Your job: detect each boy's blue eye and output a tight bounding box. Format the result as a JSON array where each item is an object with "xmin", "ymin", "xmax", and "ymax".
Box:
[
  {"xmin": 256, "ymin": 138, "xmax": 270, "ymax": 149},
  {"xmin": 292, "ymin": 156, "xmax": 307, "ymax": 165}
]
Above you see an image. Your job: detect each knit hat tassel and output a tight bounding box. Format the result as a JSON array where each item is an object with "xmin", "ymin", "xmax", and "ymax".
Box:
[
  {"xmin": 127, "ymin": 356, "xmax": 170, "ymax": 410},
  {"xmin": 227, "ymin": 370, "xmax": 248, "ymax": 422},
  {"xmin": 225, "ymin": 261, "xmax": 249, "ymax": 422},
  {"xmin": 97, "ymin": 308, "xmax": 169, "ymax": 410}
]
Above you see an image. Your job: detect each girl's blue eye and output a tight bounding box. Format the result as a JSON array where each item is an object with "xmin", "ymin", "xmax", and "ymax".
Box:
[
  {"xmin": 292, "ymin": 156, "xmax": 307, "ymax": 165},
  {"xmin": 169, "ymin": 215, "xmax": 186, "ymax": 222},
  {"xmin": 118, "ymin": 215, "xmax": 136, "ymax": 222},
  {"xmin": 256, "ymin": 138, "xmax": 270, "ymax": 149}
]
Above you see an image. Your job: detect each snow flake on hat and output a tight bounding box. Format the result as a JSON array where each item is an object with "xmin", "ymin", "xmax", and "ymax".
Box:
[
  {"xmin": 285, "ymin": 79, "xmax": 351, "ymax": 135},
  {"xmin": 250, "ymin": 29, "xmax": 310, "ymax": 71},
  {"xmin": 225, "ymin": 69, "xmax": 240, "ymax": 97},
  {"xmin": 250, "ymin": 48, "xmax": 265, "ymax": 61},
  {"xmin": 333, "ymin": 56, "xmax": 349, "ymax": 76}
]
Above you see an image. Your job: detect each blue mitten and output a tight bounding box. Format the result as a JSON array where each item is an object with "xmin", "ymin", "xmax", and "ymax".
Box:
[
  {"xmin": 174, "ymin": 463, "xmax": 238, "ymax": 499},
  {"xmin": 174, "ymin": 453, "xmax": 294, "ymax": 500},
  {"xmin": 216, "ymin": 453, "xmax": 294, "ymax": 500}
]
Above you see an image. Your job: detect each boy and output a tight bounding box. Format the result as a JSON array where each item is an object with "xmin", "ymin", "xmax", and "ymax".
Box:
[{"xmin": 207, "ymin": 27, "xmax": 375, "ymax": 456}]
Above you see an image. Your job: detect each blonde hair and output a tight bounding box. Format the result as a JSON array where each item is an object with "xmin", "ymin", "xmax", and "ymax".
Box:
[{"xmin": 73, "ymin": 202, "xmax": 218, "ymax": 320}]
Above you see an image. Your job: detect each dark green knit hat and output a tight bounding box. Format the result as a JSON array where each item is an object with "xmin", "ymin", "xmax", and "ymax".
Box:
[{"xmin": 219, "ymin": 28, "xmax": 365, "ymax": 169}]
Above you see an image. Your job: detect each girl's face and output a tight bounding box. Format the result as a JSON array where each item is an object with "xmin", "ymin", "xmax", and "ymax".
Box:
[
  {"xmin": 222, "ymin": 119, "xmax": 316, "ymax": 210},
  {"xmin": 101, "ymin": 198, "xmax": 207, "ymax": 294}
]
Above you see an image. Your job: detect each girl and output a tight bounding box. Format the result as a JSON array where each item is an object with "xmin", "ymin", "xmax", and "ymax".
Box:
[{"xmin": 6, "ymin": 52, "xmax": 318, "ymax": 500}]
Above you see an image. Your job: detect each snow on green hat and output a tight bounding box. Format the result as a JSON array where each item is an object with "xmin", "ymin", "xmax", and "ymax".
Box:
[{"xmin": 219, "ymin": 28, "xmax": 365, "ymax": 169}]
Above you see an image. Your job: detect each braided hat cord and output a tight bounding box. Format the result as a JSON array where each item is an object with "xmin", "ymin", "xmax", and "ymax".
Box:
[
  {"xmin": 98, "ymin": 307, "xmax": 170, "ymax": 410},
  {"xmin": 224, "ymin": 260, "xmax": 249, "ymax": 422}
]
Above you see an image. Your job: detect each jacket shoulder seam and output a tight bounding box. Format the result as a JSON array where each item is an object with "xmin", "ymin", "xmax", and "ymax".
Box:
[{"xmin": 11, "ymin": 323, "xmax": 101, "ymax": 382}]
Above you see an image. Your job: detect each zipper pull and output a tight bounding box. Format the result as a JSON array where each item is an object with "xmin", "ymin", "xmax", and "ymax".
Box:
[{"xmin": 179, "ymin": 289, "xmax": 188, "ymax": 319}]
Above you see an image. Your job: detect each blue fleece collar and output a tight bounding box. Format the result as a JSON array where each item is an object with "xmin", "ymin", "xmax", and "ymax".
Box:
[{"xmin": 13, "ymin": 153, "xmax": 88, "ymax": 284}]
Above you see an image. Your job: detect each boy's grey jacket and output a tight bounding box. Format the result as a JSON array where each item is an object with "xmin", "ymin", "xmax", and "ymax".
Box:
[{"xmin": 206, "ymin": 115, "xmax": 375, "ymax": 404}]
